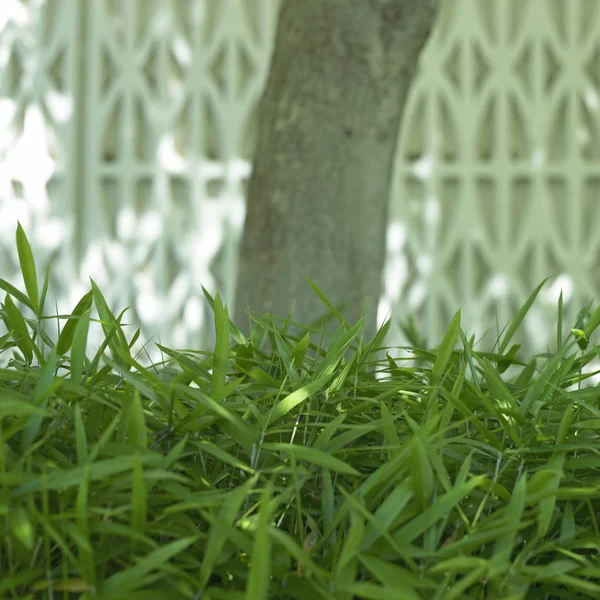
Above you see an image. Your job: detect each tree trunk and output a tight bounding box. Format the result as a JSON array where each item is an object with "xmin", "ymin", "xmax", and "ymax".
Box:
[{"xmin": 235, "ymin": 0, "xmax": 437, "ymax": 341}]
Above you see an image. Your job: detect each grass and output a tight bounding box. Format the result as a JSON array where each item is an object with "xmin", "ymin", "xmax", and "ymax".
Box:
[{"xmin": 2, "ymin": 224, "xmax": 600, "ymax": 599}]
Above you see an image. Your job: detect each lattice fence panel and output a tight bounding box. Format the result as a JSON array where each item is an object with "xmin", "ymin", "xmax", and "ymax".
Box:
[
  {"xmin": 385, "ymin": 0, "xmax": 600, "ymax": 364},
  {"xmin": 1, "ymin": 0, "xmax": 600, "ymax": 370}
]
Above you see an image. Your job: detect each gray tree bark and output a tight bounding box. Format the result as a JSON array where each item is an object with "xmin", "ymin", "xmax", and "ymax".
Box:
[{"xmin": 235, "ymin": 0, "xmax": 437, "ymax": 341}]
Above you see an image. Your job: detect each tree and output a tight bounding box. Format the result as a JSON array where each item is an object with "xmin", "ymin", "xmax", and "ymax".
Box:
[{"xmin": 235, "ymin": 0, "xmax": 438, "ymax": 341}]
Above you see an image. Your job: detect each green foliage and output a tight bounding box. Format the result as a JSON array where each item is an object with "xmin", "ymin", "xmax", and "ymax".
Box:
[{"xmin": 2, "ymin": 226, "xmax": 600, "ymax": 598}]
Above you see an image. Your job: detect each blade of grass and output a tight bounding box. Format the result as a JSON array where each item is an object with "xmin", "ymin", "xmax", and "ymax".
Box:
[
  {"xmin": 431, "ymin": 309, "xmax": 461, "ymax": 383},
  {"xmin": 2, "ymin": 293, "xmax": 39, "ymax": 363},
  {"xmin": 130, "ymin": 451, "xmax": 148, "ymax": 537},
  {"xmin": 16, "ymin": 222, "xmax": 39, "ymax": 316},
  {"xmin": 314, "ymin": 320, "xmax": 364, "ymax": 379},
  {"xmin": 129, "ymin": 388, "xmax": 148, "ymax": 450},
  {"xmin": 265, "ymin": 373, "xmax": 335, "ymax": 426},
  {"xmin": 492, "ymin": 473, "xmax": 526, "ymax": 564},
  {"xmin": 261, "ymin": 442, "xmax": 360, "ymax": 476},
  {"xmin": 56, "ymin": 291, "xmax": 93, "ymax": 356},
  {"xmin": 395, "ymin": 476, "xmax": 486, "ymax": 544},
  {"xmin": 498, "ymin": 276, "xmax": 552, "ymax": 355},
  {"xmin": 102, "ymin": 536, "xmax": 198, "ymax": 594},
  {"xmin": 199, "ymin": 475, "xmax": 258, "ymax": 588},
  {"xmin": 74, "ymin": 463, "xmax": 95, "ymax": 587},
  {"xmin": 202, "ymin": 285, "xmax": 246, "ymax": 344},
  {"xmin": 90, "ymin": 278, "xmax": 131, "ymax": 370},
  {"xmin": 70, "ymin": 307, "xmax": 91, "ymax": 384},
  {"xmin": 212, "ymin": 293, "xmax": 230, "ymax": 401},
  {"xmin": 245, "ymin": 482, "xmax": 274, "ymax": 600},
  {"xmin": 305, "ymin": 275, "xmax": 349, "ymax": 328},
  {"xmin": 0, "ymin": 278, "xmax": 32, "ymax": 310},
  {"xmin": 557, "ymin": 290, "xmax": 564, "ymax": 350},
  {"xmin": 39, "ymin": 260, "xmax": 52, "ymax": 317},
  {"xmin": 291, "ymin": 332, "xmax": 310, "ymax": 369}
]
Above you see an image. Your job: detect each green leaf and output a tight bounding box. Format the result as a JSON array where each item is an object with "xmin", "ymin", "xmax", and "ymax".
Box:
[
  {"xmin": 2, "ymin": 294, "xmax": 37, "ymax": 363},
  {"xmin": 20, "ymin": 348, "xmax": 59, "ymax": 452},
  {"xmin": 56, "ymin": 291, "xmax": 93, "ymax": 356},
  {"xmin": 272, "ymin": 329, "xmax": 301, "ymax": 387},
  {"xmin": 131, "ymin": 451, "xmax": 148, "ymax": 534},
  {"xmin": 90, "ymin": 278, "xmax": 131, "ymax": 370},
  {"xmin": 492, "ymin": 473, "xmax": 526, "ymax": 563},
  {"xmin": 359, "ymin": 554, "xmax": 428, "ymax": 599},
  {"xmin": 480, "ymin": 357, "xmax": 526, "ymax": 425},
  {"xmin": 498, "ymin": 276, "xmax": 552, "ymax": 355},
  {"xmin": 211, "ymin": 293, "xmax": 230, "ymax": 401},
  {"xmin": 557, "ymin": 290, "xmax": 564, "ymax": 350},
  {"xmin": 246, "ymin": 482, "xmax": 274, "ymax": 600},
  {"xmin": 411, "ymin": 434, "xmax": 434, "ymax": 509},
  {"xmin": 305, "ymin": 275, "xmax": 349, "ymax": 328},
  {"xmin": 395, "ymin": 476, "xmax": 486, "ymax": 544},
  {"xmin": 361, "ymin": 480, "xmax": 413, "ymax": 551},
  {"xmin": 128, "ymin": 388, "xmax": 148, "ymax": 450},
  {"xmin": 291, "ymin": 333, "xmax": 310, "ymax": 369},
  {"xmin": 74, "ymin": 405, "xmax": 88, "ymax": 464},
  {"xmin": 199, "ymin": 476, "xmax": 258, "ymax": 588},
  {"xmin": 0, "ymin": 389, "xmax": 47, "ymax": 419},
  {"xmin": 16, "ymin": 222, "xmax": 39, "ymax": 315},
  {"xmin": 262, "ymin": 442, "xmax": 360, "ymax": 476},
  {"xmin": 70, "ymin": 308, "xmax": 91, "ymax": 384},
  {"xmin": 314, "ymin": 319, "xmax": 363, "ymax": 380},
  {"xmin": 337, "ymin": 508, "xmax": 364, "ymax": 570},
  {"xmin": 102, "ymin": 536, "xmax": 198, "ymax": 594},
  {"xmin": 362, "ymin": 318, "xmax": 391, "ymax": 366},
  {"xmin": 431, "ymin": 309, "xmax": 461, "ymax": 382},
  {"xmin": 10, "ymin": 506, "xmax": 35, "ymax": 550},
  {"xmin": 560, "ymin": 501, "xmax": 575, "ymax": 547},
  {"xmin": 39, "ymin": 260, "xmax": 52, "ymax": 317},
  {"xmin": 266, "ymin": 373, "xmax": 334, "ymax": 426},
  {"xmin": 0, "ymin": 278, "xmax": 32, "ymax": 310},
  {"xmin": 202, "ymin": 285, "xmax": 246, "ymax": 344}
]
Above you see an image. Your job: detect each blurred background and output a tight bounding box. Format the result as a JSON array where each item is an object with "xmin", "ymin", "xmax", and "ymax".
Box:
[{"xmin": 1, "ymin": 0, "xmax": 600, "ymax": 372}]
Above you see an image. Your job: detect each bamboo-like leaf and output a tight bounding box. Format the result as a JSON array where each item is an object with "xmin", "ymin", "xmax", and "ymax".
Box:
[
  {"xmin": 291, "ymin": 332, "xmax": 310, "ymax": 369},
  {"xmin": 70, "ymin": 308, "xmax": 91, "ymax": 384},
  {"xmin": 2, "ymin": 293, "xmax": 36, "ymax": 363},
  {"xmin": 498, "ymin": 276, "xmax": 552, "ymax": 355},
  {"xmin": 90, "ymin": 278, "xmax": 131, "ymax": 370},
  {"xmin": 39, "ymin": 261, "xmax": 51, "ymax": 317},
  {"xmin": 304, "ymin": 275, "xmax": 349, "ymax": 328},
  {"xmin": 262, "ymin": 442, "xmax": 360, "ymax": 475},
  {"xmin": 16, "ymin": 222, "xmax": 39, "ymax": 315},
  {"xmin": 245, "ymin": 482, "xmax": 274, "ymax": 600},
  {"xmin": 212, "ymin": 293, "xmax": 230, "ymax": 401},
  {"xmin": 266, "ymin": 373, "xmax": 334, "ymax": 426},
  {"xmin": 128, "ymin": 388, "xmax": 148, "ymax": 450},
  {"xmin": 9, "ymin": 506, "xmax": 35, "ymax": 551},
  {"xmin": 200, "ymin": 476, "xmax": 258, "ymax": 588},
  {"xmin": 411, "ymin": 434, "xmax": 434, "ymax": 509},
  {"xmin": 102, "ymin": 537, "xmax": 198, "ymax": 594},
  {"xmin": 480, "ymin": 357, "xmax": 526, "ymax": 425},
  {"xmin": 492, "ymin": 473, "xmax": 526, "ymax": 563},
  {"xmin": 557, "ymin": 290, "xmax": 564, "ymax": 350},
  {"xmin": 202, "ymin": 285, "xmax": 246, "ymax": 344},
  {"xmin": 395, "ymin": 476, "xmax": 486, "ymax": 544},
  {"xmin": 0, "ymin": 278, "xmax": 32, "ymax": 310},
  {"xmin": 56, "ymin": 291, "xmax": 93, "ymax": 356},
  {"xmin": 130, "ymin": 451, "xmax": 148, "ymax": 535},
  {"xmin": 314, "ymin": 320, "xmax": 363, "ymax": 379},
  {"xmin": 432, "ymin": 309, "xmax": 461, "ymax": 382}
]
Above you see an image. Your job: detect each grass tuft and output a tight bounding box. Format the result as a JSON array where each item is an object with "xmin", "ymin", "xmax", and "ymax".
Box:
[{"xmin": 1, "ymin": 226, "xmax": 600, "ymax": 599}]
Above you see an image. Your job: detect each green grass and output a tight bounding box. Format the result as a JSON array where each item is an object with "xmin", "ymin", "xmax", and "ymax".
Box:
[{"xmin": 2, "ymin": 224, "xmax": 600, "ymax": 599}]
